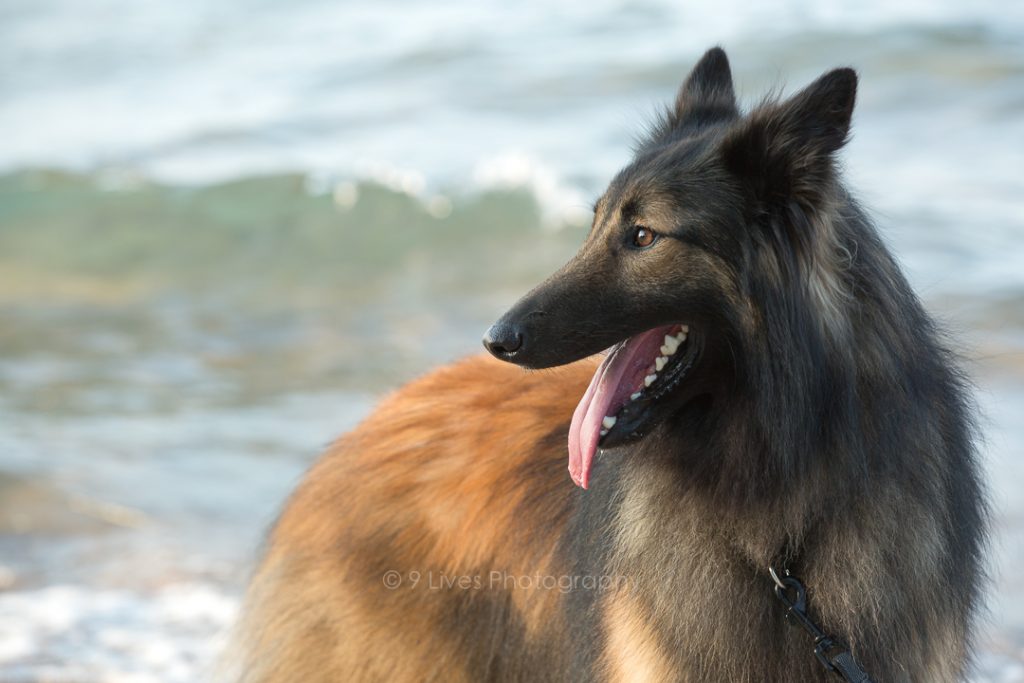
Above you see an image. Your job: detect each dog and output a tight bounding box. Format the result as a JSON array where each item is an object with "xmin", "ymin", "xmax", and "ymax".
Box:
[{"xmin": 230, "ymin": 47, "xmax": 988, "ymax": 682}]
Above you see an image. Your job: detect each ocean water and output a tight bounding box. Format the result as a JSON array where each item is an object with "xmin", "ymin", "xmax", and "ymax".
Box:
[{"xmin": 1, "ymin": 0, "xmax": 1023, "ymax": 680}]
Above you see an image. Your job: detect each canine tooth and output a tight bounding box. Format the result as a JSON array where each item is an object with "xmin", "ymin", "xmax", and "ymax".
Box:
[
  {"xmin": 631, "ymin": 392, "xmax": 642, "ymax": 400},
  {"xmin": 663, "ymin": 335, "xmax": 681, "ymax": 353},
  {"xmin": 602, "ymin": 416, "xmax": 617, "ymax": 429},
  {"xmin": 655, "ymin": 356, "xmax": 667, "ymax": 371},
  {"xmin": 644, "ymin": 374, "xmax": 657, "ymax": 387}
]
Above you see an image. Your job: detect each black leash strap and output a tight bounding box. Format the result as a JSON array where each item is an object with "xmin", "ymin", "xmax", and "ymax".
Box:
[{"xmin": 768, "ymin": 567, "xmax": 875, "ymax": 683}]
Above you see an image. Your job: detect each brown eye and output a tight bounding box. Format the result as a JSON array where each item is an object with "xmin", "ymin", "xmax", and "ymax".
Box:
[{"xmin": 632, "ymin": 226, "xmax": 657, "ymax": 248}]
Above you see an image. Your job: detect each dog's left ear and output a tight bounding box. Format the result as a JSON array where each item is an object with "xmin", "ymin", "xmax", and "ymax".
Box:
[
  {"xmin": 721, "ymin": 68, "xmax": 857, "ymax": 208},
  {"xmin": 669, "ymin": 47, "xmax": 738, "ymax": 129}
]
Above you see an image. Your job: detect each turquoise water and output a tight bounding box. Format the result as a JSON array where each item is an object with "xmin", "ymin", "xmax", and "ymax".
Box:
[{"xmin": 1, "ymin": 1, "xmax": 1023, "ymax": 680}]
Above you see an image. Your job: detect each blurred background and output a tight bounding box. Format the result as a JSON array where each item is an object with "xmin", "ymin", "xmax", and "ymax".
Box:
[{"xmin": 1, "ymin": 0, "xmax": 1022, "ymax": 680}]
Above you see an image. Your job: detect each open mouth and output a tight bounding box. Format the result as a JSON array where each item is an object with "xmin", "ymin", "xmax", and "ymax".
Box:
[{"xmin": 568, "ymin": 323, "xmax": 696, "ymax": 489}]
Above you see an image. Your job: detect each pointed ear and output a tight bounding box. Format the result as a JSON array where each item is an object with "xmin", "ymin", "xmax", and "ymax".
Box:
[
  {"xmin": 670, "ymin": 47, "xmax": 738, "ymax": 129},
  {"xmin": 721, "ymin": 68, "xmax": 857, "ymax": 206}
]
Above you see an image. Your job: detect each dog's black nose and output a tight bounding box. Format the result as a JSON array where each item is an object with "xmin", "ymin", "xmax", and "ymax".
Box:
[{"xmin": 483, "ymin": 321, "xmax": 523, "ymax": 360}]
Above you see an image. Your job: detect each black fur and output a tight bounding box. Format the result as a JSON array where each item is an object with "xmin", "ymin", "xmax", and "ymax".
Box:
[{"xmin": 491, "ymin": 47, "xmax": 988, "ymax": 681}]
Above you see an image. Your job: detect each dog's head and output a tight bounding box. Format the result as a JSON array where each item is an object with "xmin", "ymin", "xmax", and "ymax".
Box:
[{"xmin": 484, "ymin": 47, "xmax": 858, "ymax": 488}]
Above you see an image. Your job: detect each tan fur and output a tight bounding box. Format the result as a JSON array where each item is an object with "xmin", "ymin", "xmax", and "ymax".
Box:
[
  {"xmin": 600, "ymin": 590, "xmax": 674, "ymax": 683},
  {"xmin": 231, "ymin": 355, "xmax": 596, "ymax": 682}
]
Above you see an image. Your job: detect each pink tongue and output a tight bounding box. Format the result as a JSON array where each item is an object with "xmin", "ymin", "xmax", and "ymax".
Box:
[{"xmin": 568, "ymin": 326, "xmax": 675, "ymax": 489}]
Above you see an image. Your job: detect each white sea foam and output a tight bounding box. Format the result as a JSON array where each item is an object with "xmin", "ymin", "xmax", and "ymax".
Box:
[
  {"xmin": 299, "ymin": 153, "xmax": 589, "ymax": 227},
  {"xmin": 0, "ymin": 584, "xmax": 237, "ymax": 683},
  {"xmin": 472, "ymin": 151, "xmax": 591, "ymax": 229}
]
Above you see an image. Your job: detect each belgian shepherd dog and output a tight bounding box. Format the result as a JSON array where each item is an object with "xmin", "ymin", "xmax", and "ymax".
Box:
[{"xmin": 231, "ymin": 48, "xmax": 988, "ymax": 682}]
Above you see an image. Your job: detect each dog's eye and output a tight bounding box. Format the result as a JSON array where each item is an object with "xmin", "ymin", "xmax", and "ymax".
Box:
[{"xmin": 631, "ymin": 226, "xmax": 657, "ymax": 248}]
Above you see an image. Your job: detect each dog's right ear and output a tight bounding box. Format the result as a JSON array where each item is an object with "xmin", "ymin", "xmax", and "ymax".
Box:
[{"xmin": 669, "ymin": 47, "xmax": 739, "ymax": 129}]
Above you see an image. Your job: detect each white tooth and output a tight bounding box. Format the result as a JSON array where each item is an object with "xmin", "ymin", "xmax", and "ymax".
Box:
[
  {"xmin": 602, "ymin": 415, "xmax": 617, "ymax": 429},
  {"xmin": 600, "ymin": 429, "xmax": 608, "ymax": 436},
  {"xmin": 660, "ymin": 345, "xmax": 671, "ymax": 356},
  {"xmin": 655, "ymin": 356, "xmax": 667, "ymax": 371},
  {"xmin": 631, "ymin": 392, "xmax": 642, "ymax": 400},
  {"xmin": 663, "ymin": 335, "xmax": 681, "ymax": 353},
  {"xmin": 675, "ymin": 331, "xmax": 687, "ymax": 342},
  {"xmin": 644, "ymin": 374, "xmax": 658, "ymax": 387},
  {"xmin": 680, "ymin": 325, "xmax": 689, "ymax": 334}
]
